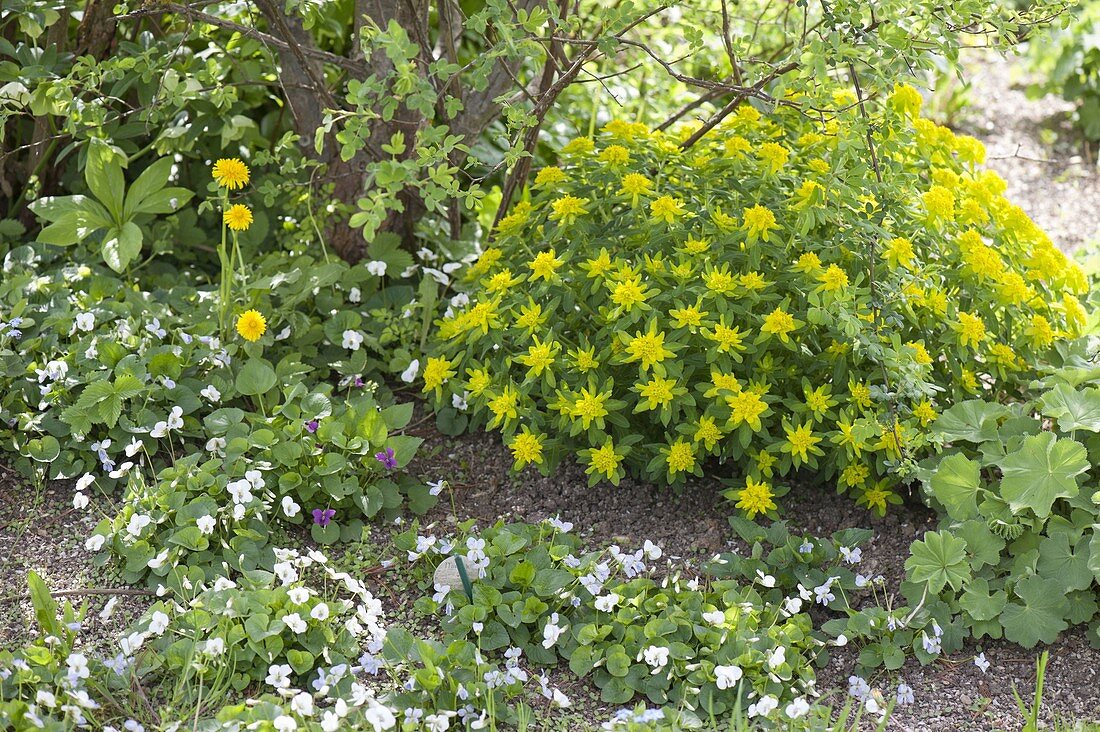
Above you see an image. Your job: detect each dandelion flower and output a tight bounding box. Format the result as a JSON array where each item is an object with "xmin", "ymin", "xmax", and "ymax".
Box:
[
  {"xmin": 212, "ymin": 158, "xmax": 250, "ymax": 190},
  {"xmin": 223, "ymin": 204, "xmax": 253, "ymax": 231},
  {"xmin": 236, "ymin": 309, "xmax": 267, "ymax": 342}
]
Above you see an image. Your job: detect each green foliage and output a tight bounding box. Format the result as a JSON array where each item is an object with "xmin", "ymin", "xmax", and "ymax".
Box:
[
  {"xmin": 400, "ymin": 518, "xmax": 873, "ymax": 721},
  {"xmin": 909, "ymin": 358, "xmax": 1100, "ymax": 648},
  {"xmin": 1029, "ymin": 2, "xmax": 1100, "ymax": 140},
  {"xmin": 427, "ymin": 90, "xmax": 1086, "ymax": 511}
]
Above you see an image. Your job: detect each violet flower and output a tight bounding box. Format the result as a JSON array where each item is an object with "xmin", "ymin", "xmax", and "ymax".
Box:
[
  {"xmin": 312, "ymin": 508, "xmax": 335, "ymax": 527},
  {"xmin": 305, "ymin": 420, "xmax": 319, "ymax": 434},
  {"xmin": 375, "ymin": 447, "xmax": 397, "ymax": 470}
]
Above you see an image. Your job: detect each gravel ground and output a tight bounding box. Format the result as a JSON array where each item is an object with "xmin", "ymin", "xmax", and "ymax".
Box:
[
  {"xmin": 3, "ymin": 50, "xmax": 1100, "ymax": 732},
  {"xmin": 958, "ymin": 48, "xmax": 1100, "ymax": 254}
]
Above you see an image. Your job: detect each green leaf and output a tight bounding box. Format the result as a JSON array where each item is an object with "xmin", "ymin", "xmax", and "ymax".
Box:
[
  {"xmin": 954, "ymin": 520, "xmax": 1005, "ymax": 570},
  {"xmin": 102, "ymin": 221, "xmax": 143, "ymax": 272},
  {"xmin": 134, "ymin": 187, "xmax": 193, "ymax": 215},
  {"xmin": 123, "ymin": 157, "xmax": 172, "ymax": 218},
  {"xmin": 959, "ymin": 578, "xmax": 1007, "ymax": 621},
  {"xmin": 934, "ymin": 400, "xmax": 1009, "ymax": 443},
  {"xmin": 236, "ymin": 359, "xmax": 277, "ymax": 396},
  {"xmin": 1000, "ymin": 576, "xmax": 1069, "ymax": 648},
  {"xmin": 27, "ymin": 571, "xmax": 59, "ymax": 636},
  {"xmin": 1040, "ymin": 384, "xmax": 1100, "ymax": 433},
  {"xmin": 904, "ymin": 530, "xmax": 971, "ymax": 594},
  {"xmin": 287, "ymin": 649, "xmax": 314, "ymax": 675},
  {"xmin": 929, "ymin": 453, "xmax": 981, "ymax": 521},
  {"xmin": 998, "ymin": 433, "xmax": 1088, "ymax": 518},
  {"xmin": 85, "ymin": 140, "xmax": 125, "ymax": 223},
  {"xmin": 1037, "ymin": 533, "xmax": 1094, "ymax": 592}
]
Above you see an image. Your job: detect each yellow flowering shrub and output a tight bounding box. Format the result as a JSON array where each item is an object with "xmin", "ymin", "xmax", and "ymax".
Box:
[{"xmin": 427, "ymin": 89, "xmax": 1086, "ymax": 512}]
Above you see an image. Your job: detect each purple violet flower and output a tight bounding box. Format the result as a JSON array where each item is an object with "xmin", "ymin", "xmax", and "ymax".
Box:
[
  {"xmin": 306, "ymin": 420, "xmax": 319, "ymax": 433},
  {"xmin": 312, "ymin": 508, "xmax": 335, "ymax": 527},
  {"xmin": 375, "ymin": 447, "xmax": 397, "ymax": 470}
]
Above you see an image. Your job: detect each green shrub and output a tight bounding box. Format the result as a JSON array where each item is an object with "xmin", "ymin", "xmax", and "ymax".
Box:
[{"xmin": 426, "ymin": 89, "xmax": 1087, "ymax": 511}]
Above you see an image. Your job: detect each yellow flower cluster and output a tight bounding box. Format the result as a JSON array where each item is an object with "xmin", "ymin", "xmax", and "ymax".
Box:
[{"xmin": 426, "ymin": 96, "xmax": 1084, "ymax": 513}]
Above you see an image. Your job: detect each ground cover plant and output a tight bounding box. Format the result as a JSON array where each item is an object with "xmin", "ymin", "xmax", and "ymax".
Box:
[{"xmin": 1, "ymin": 0, "xmax": 1099, "ymax": 729}]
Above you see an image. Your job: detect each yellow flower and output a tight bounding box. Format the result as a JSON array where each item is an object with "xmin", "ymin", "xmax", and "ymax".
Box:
[
  {"xmin": 623, "ymin": 325, "xmax": 674, "ymax": 371},
  {"xmin": 529, "ymin": 249, "xmax": 563, "ymax": 281},
  {"xmin": 466, "ymin": 368, "xmax": 492, "ymax": 396},
  {"xmin": 534, "ymin": 166, "xmax": 567, "ymax": 187},
  {"xmin": 907, "ymin": 341, "xmax": 933, "ymax": 366},
  {"xmin": 422, "ymin": 357, "xmax": 456, "ymax": 395},
  {"xmin": 761, "ymin": 307, "xmax": 798, "ymax": 343},
  {"xmin": 620, "ymin": 173, "xmax": 653, "ymax": 206},
  {"xmin": 882, "ymin": 237, "xmax": 915, "ymax": 270},
  {"xmin": 955, "ymin": 311, "xmax": 986, "ymax": 349},
  {"xmin": 754, "ymin": 448, "xmax": 777, "ymax": 477},
  {"xmin": 496, "ymin": 204, "xmax": 531, "ymax": 235},
  {"xmin": 724, "ymin": 135, "xmax": 751, "ymax": 157},
  {"xmin": 712, "ymin": 208, "xmax": 738, "ymax": 231},
  {"xmin": 890, "ymin": 83, "xmax": 923, "ymax": 117},
  {"xmin": 562, "ymin": 136, "xmax": 595, "ymax": 154},
  {"xmin": 681, "ymin": 238, "xmax": 709, "ymax": 255},
  {"xmin": 726, "ymin": 390, "xmax": 769, "ymax": 432},
  {"xmin": 467, "ymin": 247, "xmax": 503, "ymax": 279},
  {"xmin": 223, "ymin": 204, "xmax": 253, "ymax": 231},
  {"xmin": 583, "ymin": 248, "xmax": 614, "ymax": 279},
  {"xmin": 693, "ymin": 415, "xmax": 724, "ymax": 450},
  {"xmin": 740, "ymin": 271, "xmax": 768, "ymax": 292},
  {"xmin": 487, "ymin": 385, "xmax": 520, "ymax": 429},
  {"xmin": 571, "ymin": 386, "xmax": 611, "ymax": 429},
  {"xmin": 550, "ymin": 195, "xmax": 588, "ymax": 225},
  {"xmin": 703, "ymin": 264, "xmax": 738, "ymax": 296},
  {"xmin": 858, "ymin": 483, "xmax": 897, "ymax": 516},
  {"xmin": 735, "ymin": 477, "xmax": 777, "ymax": 519},
  {"xmin": 517, "ymin": 337, "xmax": 559, "ymax": 378},
  {"xmin": 913, "ymin": 400, "xmax": 937, "ymax": 427},
  {"xmin": 664, "ymin": 439, "xmax": 696, "ymax": 476},
  {"xmin": 817, "ymin": 264, "xmax": 849, "ymax": 293},
  {"xmin": 670, "ymin": 302, "xmax": 708, "ymax": 328},
  {"xmin": 758, "ymin": 142, "xmax": 789, "ymax": 174},
  {"xmin": 585, "ymin": 439, "xmax": 623, "ymax": 481},
  {"xmin": 792, "ymin": 180, "xmax": 823, "ymax": 210},
  {"xmin": 569, "ymin": 345, "xmax": 600, "ymax": 372},
  {"xmin": 1026, "ymin": 314, "xmax": 1054, "ymax": 349},
  {"xmin": 922, "ymin": 185, "xmax": 955, "ymax": 222},
  {"xmin": 848, "ymin": 380, "xmax": 872, "ymax": 410},
  {"xmin": 212, "ymin": 158, "xmax": 250, "ymax": 190},
  {"xmin": 514, "ymin": 301, "xmax": 546, "ymax": 331},
  {"xmin": 236, "ymin": 310, "xmax": 266, "ymax": 341},
  {"xmin": 989, "ymin": 342, "xmax": 1020, "ymax": 371},
  {"xmin": 509, "ymin": 427, "xmax": 544, "ymax": 469},
  {"xmin": 599, "ymin": 145, "xmax": 631, "ymax": 166},
  {"xmin": 609, "ymin": 275, "xmax": 651, "ymax": 312},
  {"xmin": 635, "ymin": 376, "xmax": 678, "ymax": 411},
  {"xmin": 783, "ymin": 421, "xmax": 822, "ymax": 465},
  {"xmin": 840, "ymin": 462, "xmax": 870, "ymax": 489},
  {"xmin": 484, "ymin": 268, "xmax": 522, "ymax": 293},
  {"xmin": 793, "ymin": 252, "xmax": 822, "ymax": 274},
  {"xmin": 704, "ymin": 318, "xmax": 747, "ymax": 354},
  {"xmin": 650, "ymin": 195, "xmax": 686, "ymax": 225},
  {"xmin": 877, "ymin": 422, "xmax": 907, "ymax": 457},
  {"xmin": 742, "ymin": 204, "xmax": 780, "ymax": 242},
  {"xmin": 804, "ymin": 384, "xmax": 835, "ymax": 420}
]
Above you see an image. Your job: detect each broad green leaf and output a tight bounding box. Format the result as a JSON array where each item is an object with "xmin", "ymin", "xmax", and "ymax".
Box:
[
  {"xmin": 85, "ymin": 140, "xmax": 125, "ymax": 223},
  {"xmin": 102, "ymin": 221, "xmax": 143, "ymax": 272},
  {"xmin": 1036, "ymin": 533, "xmax": 1094, "ymax": 592},
  {"xmin": 929, "ymin": 453, "xmax": 981, "ymax": 520},
  {"xmin": 904, "ymin": 530, "xmax": 971, "ymax": 594},
  {"xmin": 134, "ymin": 187, "xmax": 193, "ymax": 215},
  {"xmin": 934, "ymin": 400, "xmax": 1009, "ymax": 443},
  {"xmin": 123, "ymin": 157, "xmax": 172, "ymax": 218},
  {"xmin": 236, "ymin": 358, "xmax": 276, "ymax": 396},
  {"xmin": 1000, "ymin": 576, "xmax": 1069, "ymax": 648},
  {"xmin": 1089, "ymin": 528, "xmax": 1100, "ymax": 584},
  {"xmin": 26, "ymin": 571, "xmax": 59, "ymax": 636},
  {"xmin": 1040, "ymin": 384, "xmax": 1100, "ymax": 433},
  {"xmin": 998, "ymin": 433, "xmax": 1089, "ymax": 518},
  {"xmin": 954, "ymin": 520, "xmax": 1005, "ymax": 570},
  {"xmin": 958, "ymin": 577, "xmax": 1007, "ymax": 621}
]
